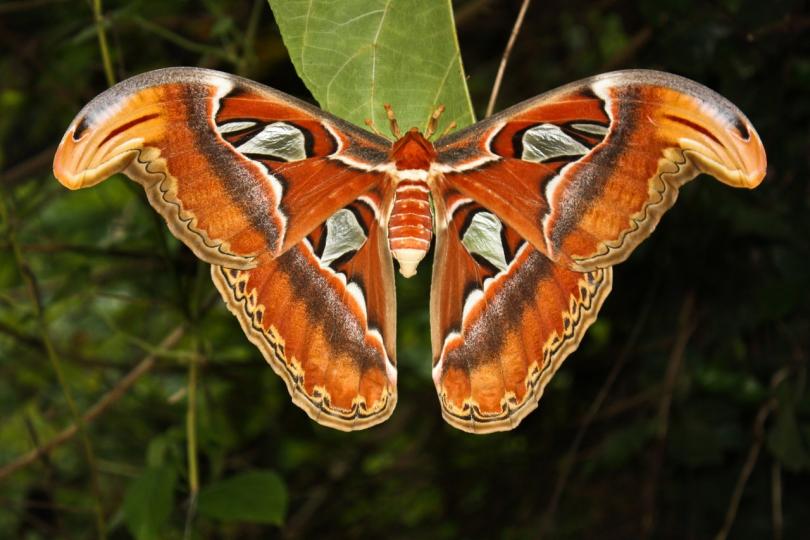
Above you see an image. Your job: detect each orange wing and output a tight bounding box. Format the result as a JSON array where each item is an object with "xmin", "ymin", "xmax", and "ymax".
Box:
[
  {"xmin": 53, "ymin": 67, "xmax": 391, "ymax": 269},
  {"xmin": 435, "ymin": 69, "xmax": 766, "ymax": 271},
  {"xmin": 53, "ymin": 68, "xmax": 398, "ymax": 430},
  {"xmin": 54, "ymin": 67, "xmax": 767, "ymax": 434},
  {"xmin": 212, "ymin": 193, "xmax": 397, "ymax": 430},
  {"xmin": 429, "ymin": 69, "xmax": 765, "ymax": 432},
  {"xmin": 430, "ymin": 187, "xmax": 611, "ymax": 433}
]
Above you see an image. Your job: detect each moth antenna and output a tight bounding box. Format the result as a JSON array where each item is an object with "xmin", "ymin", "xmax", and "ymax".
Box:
[
  {"xmin": 438, "ymin": 120, "xmax": 457, "ymax": 139},
  {"xmin": 364, "ymin": 117, "xmax": 387, "ymax": 138},
  {"xmin": 383, "ymin": 104, "xmax": 402, "ymax": 139},
  {"xmin": 425, "ymin": 104, "xmax": 446, "ymax": 139}
]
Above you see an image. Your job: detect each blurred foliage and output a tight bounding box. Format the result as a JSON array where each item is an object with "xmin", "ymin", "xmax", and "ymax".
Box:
[{"xmin": 0, "ymin": 0, "xmax": 808, "ymax": 538}]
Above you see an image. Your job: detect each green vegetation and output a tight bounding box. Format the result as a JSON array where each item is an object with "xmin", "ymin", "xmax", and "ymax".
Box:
[{"xmin": 0, "ymin": 0, "xmax": 807, "ymax": 538}]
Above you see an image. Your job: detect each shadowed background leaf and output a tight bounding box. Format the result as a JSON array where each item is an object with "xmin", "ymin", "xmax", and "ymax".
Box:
[
  {"xmin": 197, "ymin": 470, "xmax": 287, "ymax": 526},
  {"xmin": 123, "ymin": 465, "xmax": 176, "ymax": 540}
]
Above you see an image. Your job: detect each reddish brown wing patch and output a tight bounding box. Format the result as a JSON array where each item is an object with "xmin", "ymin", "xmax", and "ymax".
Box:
[
  {"xmin": 212, "ymin": 198, "xmax": 397, "ymax": 430},
  {"xmin": 435, "ymin": 248, "xmax": 611, "ymax": 433},
  {"xmin": 436, "ymin": 70, "xmax": 766, "ymax": 272},
  {"xmin": 53, "ymin": 67, "xmax": 391, "ymax": 268},
  {"xmin": 54, "ymin": 68, "xmax": 398, "ymax": 430},
  {"xmin": 430, "ymin": 191, "xmax": 611, "ymax": 433}
]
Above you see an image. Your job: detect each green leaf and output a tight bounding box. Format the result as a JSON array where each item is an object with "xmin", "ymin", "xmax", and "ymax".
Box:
[
  {"xmin": 122, "ymin": 465, "xmax": 177, "ymax": 540},
  {"xmin": 269, "ymin": 0, "xmax": 475, "ymax": 133},
  {"xmin": 197, "ymin": 470, "xmax": 287, "ymax": 525}
]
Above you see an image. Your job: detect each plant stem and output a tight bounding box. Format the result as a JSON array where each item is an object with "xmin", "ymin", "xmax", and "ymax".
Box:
[
  {"xmin": 186, "ymin": 353, "xmax": 199, "ymax": 496},
  {"xmin": 92, "ymin": 0, "xmax": 115, "ymax": 86},
  {"xmin": 184, "ymin": 334, "xmax": 201, "ymax": 539}
]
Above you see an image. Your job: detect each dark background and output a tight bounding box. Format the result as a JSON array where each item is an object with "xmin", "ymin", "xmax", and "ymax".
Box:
[{"xmin": 1, "ymin": 0, "xmax": 808, "ymax": 538}]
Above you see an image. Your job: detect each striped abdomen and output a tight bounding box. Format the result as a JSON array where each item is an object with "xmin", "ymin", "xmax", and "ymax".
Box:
[{"xmin": 388, "ymin": 179, "xmax": 433, "ymax": 277}]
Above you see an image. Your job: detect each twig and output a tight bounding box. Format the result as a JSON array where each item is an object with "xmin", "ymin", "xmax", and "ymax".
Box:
[
  {"xmin": 715, "ymin": 368, "xmax": 790, "ymax": 540},
  {"xmin": 92, "ymin": 0, "xmax": 116, "ymax": 86},
  {"xmin": 714, "ymin": 398, "xmax": 777, "ymax": 540},
  {"xmin": 0, "ymin": 325, "xmax": 186, "ymax": 481},
  {"xmin": 586, "ymin": 385, "xmax": 660, "ymax": 422},
  {"xmin": 484, "ymin": 0, "xmax": 531, "ymax": 117},
  {"xmin": 771, "ymin": 461, "xmax": 783, "ymax": 540},
  {"xmin": 747, "ymin": 15, "xmax": 810, "ymax": 41},
  {"xmin": 537, "ymin": 277, "xmax": 660, "ymax": 539},
  {"xmin": 641, "ymin": 293, "xmax": 697, "ymax": 538}
]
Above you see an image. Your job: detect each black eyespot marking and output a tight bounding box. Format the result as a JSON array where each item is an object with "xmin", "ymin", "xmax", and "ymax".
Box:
[
  {"xmin": 72, "ymin": 117, "xmax": 89, "ymax": 140},
  {"xmin": 734, "ymin": 116, "xmax": 750, "ymax": 140}
]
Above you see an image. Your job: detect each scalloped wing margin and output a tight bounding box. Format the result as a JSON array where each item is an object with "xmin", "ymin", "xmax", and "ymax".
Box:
[
  {"xmin": 211, "ymin": 196, "xmax": 397, "ymax": 431},
  {"xmin": 430, "ymin": 190, "xmax": 612, "ymax": 433}
]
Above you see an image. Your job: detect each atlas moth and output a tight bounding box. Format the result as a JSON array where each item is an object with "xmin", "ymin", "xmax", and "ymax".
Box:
[{"xmin": 54, "ymin": 68, "xmax": 766, "ymax": 433}]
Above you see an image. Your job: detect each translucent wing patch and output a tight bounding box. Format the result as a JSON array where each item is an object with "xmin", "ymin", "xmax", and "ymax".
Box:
[
  {"xmin": 213, "ymin": 195, "xmax": 397, "ymax": 430},
  {"xmin": 521, "ymin": 123, "xmax": 590, "ymax": 162},
  {"xmin": 436, "ymin": 69, "xmax": 767, "ymax": 272},
  {"xmin": 53, "ymin": 67, "xmax": 391, "ymax": 268},
  {"xmin": 228, "ymin": 121, "xmax": 309, "ymax": 162}
]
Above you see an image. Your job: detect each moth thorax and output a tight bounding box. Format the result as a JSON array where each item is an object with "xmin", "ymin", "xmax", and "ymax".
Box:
[{"xmin": 388, "ymin": 179, "xmax": 432, "ymax": 278}]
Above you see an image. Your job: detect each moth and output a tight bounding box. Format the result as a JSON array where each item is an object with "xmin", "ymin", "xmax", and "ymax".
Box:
[{"xmin": 53, "ymin": 68, "xmax": 766, "ymax": 433}]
